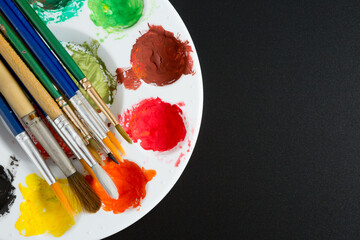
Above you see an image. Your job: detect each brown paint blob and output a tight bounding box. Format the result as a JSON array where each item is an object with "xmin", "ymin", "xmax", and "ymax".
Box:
[
  {"xmin": 116, "ymin": 67, "xmax": 142, "ymax": 90},
  {"xmin": 116, "ymin": 25, "xmax": 194, "ymax": 89}
]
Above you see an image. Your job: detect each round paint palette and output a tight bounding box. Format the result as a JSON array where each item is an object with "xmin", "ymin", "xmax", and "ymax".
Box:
[{"xmin": 0, "ymin": 0, "xmax": 203, "ymax": 239}]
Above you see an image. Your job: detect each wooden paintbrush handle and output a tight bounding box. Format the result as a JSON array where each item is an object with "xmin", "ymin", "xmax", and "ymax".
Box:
[
  {"xmin": 0, "ymin": 33, "xmax": 62, "ymax": 120},
  {"xmin": 0, "ymin": 60, "xmax": 34, "ymax": 117}
]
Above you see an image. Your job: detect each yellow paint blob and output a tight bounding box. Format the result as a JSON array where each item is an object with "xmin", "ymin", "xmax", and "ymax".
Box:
[{"xmin": 15, "ymin": 174, "xmax": 81, "ymax": 237}]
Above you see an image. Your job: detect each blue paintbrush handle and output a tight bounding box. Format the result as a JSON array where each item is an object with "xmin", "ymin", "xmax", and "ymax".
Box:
[
  {"xmin": 0, "ymin": 94, "xmax": 24, "ymax": 136},
  {"xmin": 0, "ymin": 0, "xmax": 78, "ymax": 98},
  {"xmin": 0, "ymin": 95, "xmax": 56, "ymax": 186}
]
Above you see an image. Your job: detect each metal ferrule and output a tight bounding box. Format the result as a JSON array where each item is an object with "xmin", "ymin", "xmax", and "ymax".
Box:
[
  {"xmin": 47, "ymin": 115, "xmax": 81, "ymax": 160},
  {"xmin": 55, "ymin": 96, "xmax": 67, "ymax": 108},
  {"xmin": 69, "ymin": 108, "xmax": 91, "ymax": 145},
  {"xmin": 76, "ymin": 91, "xmax": 109, "ymax": 133},
  {"xmin": 52, "ymin": 115, "xmax": 97, "ymax": 168},
  {"xmin": 22, "ymin": 111, "xmax": 76, "ymax": 177},
  {"xmin": 79, "ymin": 78, "xmax": 118, "ymax": 126},
  {"xmin": 69, "ymin": 94, "xmax": 107, "ymax": 140},
  {"xmin": 61, "ymin": 104, "xmax": 91, "ymax": 145},
  {"xmin": 15, "ymin": 131, "xmax": 56, "ymax": 185}
]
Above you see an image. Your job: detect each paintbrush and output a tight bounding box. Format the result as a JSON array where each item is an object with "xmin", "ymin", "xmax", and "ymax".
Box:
[
  {"xmin": 0, "ymin": 58, "xmax": 102, "ymax": 212},
  {"xmin": 64, "ymin": 95, "xmax": 123, "ymax": 163},
  {"xmin": 48, "ymin": 116, "xmax": 118, "ymax": 198},
  {"xmin": 40, "ymin": 109, "xmax": 106, "ymax": 177},
  {"xmin": 28, "ymin": 92, "xmax": 118, "ymax": 197},
  {"xmin": 86, "ymin": 143, "xmax": 105, "ymax": 166},
  {"xmin": 0, "ymin": 14, "xmax": 116, "ymax": 165},
  {"xmin": 25, "ymin": 88, "xmax": 106, "ymax": 168},
  {"xmin": 0, "ymin": 35, "xmax": 118, "ymax": 200},
  {"xmin": 13, "ymin": 0, "xmax": 132, "ymax": 144},
  {"xmin": 0, "ymin": 13, "xmax": 91, "ymax": 144},
  {"xmin": 0, "ymin": 93, "xmax": 74, "ymax": 216},
  {"xmin": 0, "ymin": 1, "xmax": 124, "ymax": 160},
  {"xmin": 68, "ymin": 101, "xmax": 122, "ymax": 164},
  {"xmin": 0, "ymin": 0, "xmax": 129, "ymax": 157}
]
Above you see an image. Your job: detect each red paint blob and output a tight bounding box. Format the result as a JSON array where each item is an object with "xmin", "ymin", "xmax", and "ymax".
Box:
[
  {"xmin": 86, "ymin": 160, "xmax": 156, "ymax": 214},
  {"xmin": 120, "ymin": 97, "xmax": 187, "ymax": 152},
  {"xmin": 116, "ymin": 25, "xmax": 194, "ymax": 90}
]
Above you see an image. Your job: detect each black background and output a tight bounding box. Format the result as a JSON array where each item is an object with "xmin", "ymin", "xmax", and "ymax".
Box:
[{"xmin": 107, "ymin": 0, "xmax": 360, "ymax": 239}]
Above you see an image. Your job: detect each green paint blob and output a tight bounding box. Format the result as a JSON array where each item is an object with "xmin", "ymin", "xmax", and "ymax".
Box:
[
  {"xmin": 31, "ymin": 0, "xmax": 70, "ymax": 10},
  {"xmin": 88, "ymin": 0, "xmax": 144, "ymax": 32},
  {"xmin": 29, "ymin": 0, "xmax": 85, "ymax": 24},
  {"xmin": 66, "ymin": 40, "xmax": 117, "ymax": 109}
]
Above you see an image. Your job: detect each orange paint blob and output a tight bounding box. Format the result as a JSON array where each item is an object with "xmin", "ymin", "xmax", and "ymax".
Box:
[{"xmin": 86, "ymin": 160, "xmax": 156, "ymax": 214}]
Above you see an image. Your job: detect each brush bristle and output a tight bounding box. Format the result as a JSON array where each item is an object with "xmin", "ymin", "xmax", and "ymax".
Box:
[
  {"xmin": 87, "ymin": 145, "xmax": 105, "ymax": 166},
  {"xmin": 80, "ymin": 159, "xmax": 96, "ymax": 178},
  {"xmin": 68, "ymin": 171, "xmax": 101, "ymax": 213},
  {"xmin": 103, "ymin": 137, "xmax": 123, "ymax": 163},
  {"xmin": 108, "ymin": 153, "xmax": 119, "ymax": 164},
  {"xmin": 115, "ymin": 124, "xmax": 132, "ymax": 144},
  {"xmin": 106, "ymin": 131, "xmax": 126, "ymax": 155},
  {"xmin": 92, "ymin": 164, "xmax": 119, "ymax": 199},
  {"xmin": 51, "ymin": 182, "xmax": 74, "ymax": 216},
  {"xmin": 88, "ymin": 138, "xmax": 101, "ymax": 151}
]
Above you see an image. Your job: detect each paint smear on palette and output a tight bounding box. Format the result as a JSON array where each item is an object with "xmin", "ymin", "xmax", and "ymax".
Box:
[
  {"xmin": 29, "ymin": 103, "xmax": 73, "ymax": 159},
  {"xmin": 29, "ymin": 0, "xmax": 85, "ymax": 24},
  {"xmin": 117, "ymin": 25, "xmax": 194, "ymax": 90},
  {"xmin": 175, "ymin": 139, "xmax": 192, "ymax": 167},
  {"xmin": 66, "ymin": 40, "xmax": 117, "ymax": 110},
  {"xmin": 119, "ymin": 98, "xmax": 187, "ymax": 151},
  {"xmin": 88, "ymin": 0, "xmax": 144, "ymax": 32},
  {"xmin": 86, "ymin": 160, "xmax": 156, "ymax": 214},
  {"xmin": 175, "ymin": 153, "xmax": 185, "ymax": 167},
  {"xmin": 15, "ymin": 173, "xmax": 81, "ymax": 237},
  {"xmin": 0, "ymin": 165, "xmax": 16, "ymax": 217},
  {"xmin": 7, "ymin": 156, "xmax": 20, "ymax": 181}
]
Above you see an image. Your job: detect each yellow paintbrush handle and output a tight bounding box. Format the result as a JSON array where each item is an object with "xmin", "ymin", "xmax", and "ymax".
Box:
[
  {"xmin": 0, "ymin": 59, "xmax": 34, "ymax": 117},
  {"xmin": 0, "ymin": 33, "xmax": 62, "ymax": 120}
]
